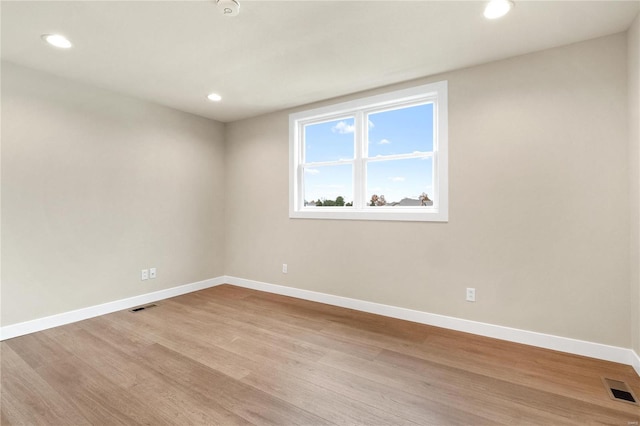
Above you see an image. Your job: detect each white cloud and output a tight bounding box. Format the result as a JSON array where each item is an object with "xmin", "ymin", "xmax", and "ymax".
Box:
[
  {"xmin": 379, "ymin": 139, "xmax": 391, "ymax": 145},
  {"xmin": 305, "ymin": 168, "xmax": 320, "ymax": 175},
  {"xmin": 389, "ymin": 176, "xmax": 405, "ymax": 182},
  {"xmin": 332, "ymin": 121, "xmax": 355, "ymax": 134},
  {"xmin": 368, "ymin": 119, "xmax": 375, "ymax": 129}
]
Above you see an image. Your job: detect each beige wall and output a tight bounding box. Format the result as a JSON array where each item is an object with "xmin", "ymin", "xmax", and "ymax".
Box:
[
  {"xmin": 629, "ymin": 13, "xmax": 640, "ymax": 355},
  {"xmin": 225, "ymin": 34, "xmax": 631, "ymax": 347},
  {"xmin": 1, "ymin": 62, "xmax": 226, "ymax": 326},
  {"xmin": 1, "ymin": 31, "xmax": 636, "ymax": 351}
]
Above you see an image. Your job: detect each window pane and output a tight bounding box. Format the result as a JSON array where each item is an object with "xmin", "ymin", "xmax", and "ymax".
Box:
[
  {"xmin": 367, "ymin": 103, "xmax": 433, "ymax": 157},
  {"xmin": 367, "ymin": 157, "xmax": 433, "ymax": 207},
  {"xmin": 304, "ymin": 164, "xmax": 353, "ymax": 207},
  {"xmin": 304, "ymin": 118, "xmax": 355, "ymax": 163}
]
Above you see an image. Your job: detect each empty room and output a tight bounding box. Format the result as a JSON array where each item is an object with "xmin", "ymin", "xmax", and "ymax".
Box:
[{"xmin": 2, "ymin": 0, "xmax": 640, "ymax": 424}]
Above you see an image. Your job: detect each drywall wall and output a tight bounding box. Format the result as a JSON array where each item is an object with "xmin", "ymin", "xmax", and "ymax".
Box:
[
  {"xmin": 225, "ymin": 33, "xmax": 631, "ymax": 348},
  {"xmin": 629, "ymin": 13, "xmax": 640, "ymax": 355},
  {"xmin": 1, "ymin": 61, "xmax": 226, "ymax": 326}
]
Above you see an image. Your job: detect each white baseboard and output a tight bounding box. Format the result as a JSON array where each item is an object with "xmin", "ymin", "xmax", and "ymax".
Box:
[
  {"xmin": 632, "ymin": 350, "xmax": 640, "ymax": 377},
  {"xmin": 224, "ymin": 275, "xmax": 640, "ymax": 375},
  {"xmin": 0, "ymin": 277, "xmax": 225, "ymax": 341},
  {"xmin": 2, "ymin": 274, "xmax": 638, "ymax": 377}
]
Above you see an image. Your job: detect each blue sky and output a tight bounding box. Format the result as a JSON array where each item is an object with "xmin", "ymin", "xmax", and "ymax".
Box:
[{"xmin": 304, "ymin": 103, "xmax": 434, "ymax": 204}]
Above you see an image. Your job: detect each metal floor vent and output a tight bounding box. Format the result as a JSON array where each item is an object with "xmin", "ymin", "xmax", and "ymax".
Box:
[
  {"xmin": 602, "ymin": 378, "xmax": 638, "ymax": 405},
  {"xmin": 130, "ymin": 303, "xmax": 157, "ymax": 313}
]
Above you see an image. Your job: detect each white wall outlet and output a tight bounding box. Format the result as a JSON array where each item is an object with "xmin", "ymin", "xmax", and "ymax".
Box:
[
  {"xmin": 282, "ymin": 263, "xmax": 288, "ymax": 274},
  {"xmin": 149, "ymin": 267, "xmax": 157, "ymax": 279},
  {"xmin": 466, "ymin": 287, "xmax": 476, "ymax": 302},
  {"xmin": 141, "ymin": 269, "xmax": 149, "ymax": 281}
]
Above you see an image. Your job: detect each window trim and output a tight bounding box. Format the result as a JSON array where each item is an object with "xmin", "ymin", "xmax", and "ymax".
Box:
[{"xmin": 289, "ymin": 81, "xmax": 448, "ymax": 222}]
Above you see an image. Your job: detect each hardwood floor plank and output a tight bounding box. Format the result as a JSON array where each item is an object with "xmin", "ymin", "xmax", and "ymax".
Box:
[
  {"xmin": 296, "ymin": 354, "xmax": 497, "ymax": 424},
  {"xmin": 1, "ymin": 405, "xmax": 12, "ymax": 426},
  {"xmin": 425, "ymin": 328, "xmax": 640, "ymax": 387},
  {"xmin": 318, "ymin": 316, "xmax": 640, "ymax": 418},
  {"xmin": 240, "ymin": 292, "xmax": 429, "ymax": 342},
  {"xmin": 3, "ymin": 284, "xmax": 639, "ymax": 425},
  {"xmin": 322, "ymin": 348, "xmax": 639, "ymax": 425},
  {"xmin": 138, "ymin": 313, "xmax": 495, "ymax": 425},
  {"xmin": 105, "ymin": 309, "xmax": 255, "ymax": 381},
  {"xmin": 395, "ymin": 332, "xmax": 640, "ymax": 416},
  {"xmin": 114, "ymin": 297, "xmax": 487, "ymax": 424},
  {"xmin": 155, "ymin": 301, "xmax": 339, "ymax": 368},
  {"xmin": 35, "ymin": 356, "xmax": 174, "ymax": 425},
  {"xmin": 240, "ymin": 368, "xmax": 417, "ymax": 426},
  {"xmin": 133, "ymin": 343, "xmax": 334, "ymax": 425},
  {"xmin": 4, "ymin": 331, "xmax": 75, "ymax": 370},
  {"xmin": 183, "ymin": 289, "xmax": 330, "ymax": 332},
  {"xmin": 100, "ymin": 301, "xmax": 409, "ymax": 425},
  {"xmin": 178, "ymin": 292, "xmax": 384, "ymax": 361},
  {"xmin": 45, "ymin": 325, "xmax": 252, "ymax": 425},
  {"xmin": 78, "ymin": 315, "xmax": 156, "ymax": 352},
  {"xmin": 0, "ymin": 344, "xmax": 90, "ymax": 426}
]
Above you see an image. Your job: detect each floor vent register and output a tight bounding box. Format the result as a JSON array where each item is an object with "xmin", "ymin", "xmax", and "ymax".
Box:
[
  {"xmin": 129, "ymin": 303, "xmax": 158, "ymax": 313},
  {"xmin": 602, "ymin": 377, "xmax": 638, "ymax": 405}
]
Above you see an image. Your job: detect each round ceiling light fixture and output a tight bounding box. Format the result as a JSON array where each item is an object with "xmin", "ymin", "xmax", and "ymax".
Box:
[
  {"xmin": 484, "ymin": 0, "xmax": 514, "ymax": 19},
  {"xmin": 216, "ymin": 0, "xmax": 240, "ymax": 17},
  {"xmin": 207, "ymin": 93, "xmax": 222, "ymax": 102},
  {"xmin": 41, "ymin": 34, "xmax": 73, "ymax": 49}
]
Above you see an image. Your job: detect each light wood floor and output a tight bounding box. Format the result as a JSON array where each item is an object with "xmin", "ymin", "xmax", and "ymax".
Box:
[{"xmin": 2, "ymin": 285, "xmax": 639, "ymax": 425}]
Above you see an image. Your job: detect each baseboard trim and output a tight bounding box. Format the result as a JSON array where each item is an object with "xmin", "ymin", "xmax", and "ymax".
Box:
[
  {"xmin": 224, "ymin": 276, "xmax": 639, "ymax": 373},
  {"xmin": 0, "ymin": 277, "xmax": 225, "ymax": 341},
  {"xmin": 2, "ymin": 274, "xmax": 638, "ymax": 376},
  {"xmin": 632, "ymin": 350, "xmax": 640, "ymax": 377}
]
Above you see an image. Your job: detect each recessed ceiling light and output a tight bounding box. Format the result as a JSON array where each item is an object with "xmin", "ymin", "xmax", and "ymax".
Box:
[
  {"xmin": 41, "ymin": 34, "xmax": 72, "ymax": 49},
  {"xmin": 484, "ymin": 0, "xmax": 514, "ymax": 19},
  {"xmin": 207, "ymin": 93, "xmax": 222, "ymax": 102}
]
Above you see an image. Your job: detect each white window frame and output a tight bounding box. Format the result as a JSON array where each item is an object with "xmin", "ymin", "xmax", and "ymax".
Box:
[{"xmin": 289, "ymin": 81, "xmax": 448, "ymax": 222}]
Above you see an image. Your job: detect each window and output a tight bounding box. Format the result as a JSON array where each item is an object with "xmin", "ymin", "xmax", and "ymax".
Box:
[{"xmin": 289, "ymin": 81, "xmax": 448, "ymax": 222}]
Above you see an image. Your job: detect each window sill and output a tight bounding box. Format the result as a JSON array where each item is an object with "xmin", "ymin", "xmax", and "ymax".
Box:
[{"xmin": 289, "ymin": 208, "xmax": 448, "ymax": 222}]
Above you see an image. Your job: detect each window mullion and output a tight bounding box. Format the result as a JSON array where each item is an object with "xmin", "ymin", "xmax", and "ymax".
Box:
[
  {"xmin": 354, "ymin": 110, "xmax": 366, "ymax": 209},
  {"xmin": 431, "ymin": 152, "xmax": 438, "ymax": 209},
  {"xmin": 297, "ymin": 123, "xmax": 304, "ymax": 211},
  {"xmin": 304, "ymin": 159, "xmax": 353, "ymax": 167},
  {"xmin": 366, "ymin": 152, "xmax": 433, "ymax": 162}
]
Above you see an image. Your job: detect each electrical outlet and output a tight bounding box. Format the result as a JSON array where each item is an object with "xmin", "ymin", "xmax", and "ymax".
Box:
[
  {"xmin": 141, "ymin": 269, "xmax": 149, "ymax": 281},
  {"xmin": 282, "ymin": 263, "xmax": 288, "ymax": 274},
  {"xmin": 466, "ymin": 287, "xmax": 476, "ymax": 302},
  {"xmin": 149, "ymin": 268, "xmax": 157, "ymax": 279}
]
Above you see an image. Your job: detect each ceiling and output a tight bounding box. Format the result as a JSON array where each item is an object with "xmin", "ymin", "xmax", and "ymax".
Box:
[{"xmin": 2, "ymin": 1, "xmax": 638, "ymax": 123}]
